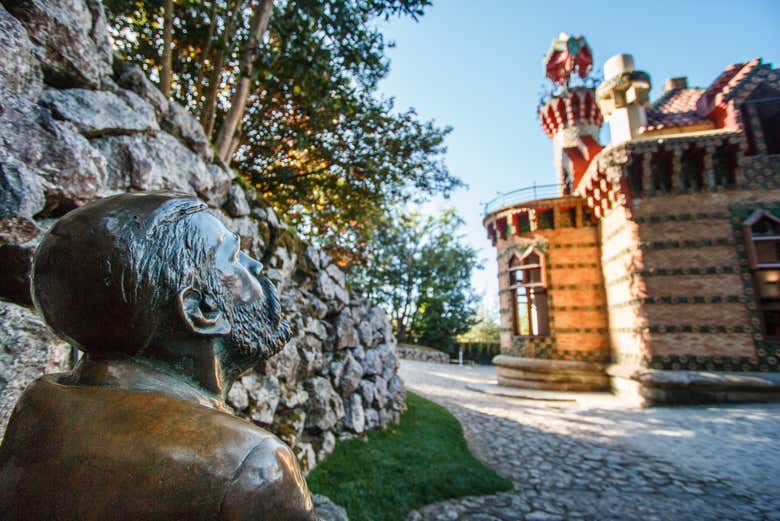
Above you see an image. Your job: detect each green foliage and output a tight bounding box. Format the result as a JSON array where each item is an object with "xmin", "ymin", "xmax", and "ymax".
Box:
[
  {"xmin": 456, "ymin": 342, "xmax": 501, "ymax": 365},
  {"xmin": 308, "ymin": 392, "xmax": 512, "ymax": 521},
  {"xmin": 458, "ymin": 299, "xmax": 501, "ymax": 343},
  {"xmin": 351, "ymin": 208, "xmax": 480, "ymax": 351},
  {"xmin": 103, "ymin": 0, "xmax": 461, "ymax": 264}
]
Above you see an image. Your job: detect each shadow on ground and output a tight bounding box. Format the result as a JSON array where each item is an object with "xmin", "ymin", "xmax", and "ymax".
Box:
[{"xmin": 400, "ymin": 360, "xmax": 780, "ymax": 521}]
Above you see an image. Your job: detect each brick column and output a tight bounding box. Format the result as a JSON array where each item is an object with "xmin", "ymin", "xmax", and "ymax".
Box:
[
  {"xmin": 703, "ymin": 145, "xmax": 716, "ymax": 191},
  {"xmin": 745, "ymin": 103, "xmax": 767, "ymax": 155},
  {"xmin": 733, "ymin": 142, "xmax": 745, "ymax": 187},
  {"xmin": 671, "ymin": 148, "xmax": 683, "ymax": 193},
  {"xmin": 575, "ymin": 200, "xmax": 584, "ymax": 227},
  {"xmin": 641, "ymin": 152, "xmax": 652, "ymax": 196}
]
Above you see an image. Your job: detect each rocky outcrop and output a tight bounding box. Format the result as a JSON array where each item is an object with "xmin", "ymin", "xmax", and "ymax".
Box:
[
  {"xmin": 0, "ymin": 6, "xmax": 42, "ymax": 99},
  {"xmin": 3, "ymin": 0, "xmax": 113, "ymax": 89},
  {"xmin": 0, "ymin": 0, "xmax": 405, "ymax": 471},
  {"xmin": 0, "ymin": 301, "xmax": 72, "ymax": 431},
  {"xmin": 40, "ymin": 88, "xmax": 159, "ymax": 137}
]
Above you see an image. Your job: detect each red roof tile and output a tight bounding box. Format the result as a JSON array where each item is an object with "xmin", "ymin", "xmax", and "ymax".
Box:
[
  {"xmin": 644, "ymin": 88, "xmax": 708, "ymax": 131},
  {"xmin": 642, "ymin": 59, "xmax": 764, "ymax": 133},
  {"xmin": 696, "ymin": 58, "xmax": 762, "ymax": 117}
]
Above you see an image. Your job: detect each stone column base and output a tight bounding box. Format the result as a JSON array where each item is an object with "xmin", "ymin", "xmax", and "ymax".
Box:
[
  {"xmin": 608, "ymin": 365, "xmax": 780, "ymax": 406},
  {"xmin": 493, "ymin": 355, "xmax": 609, "ymax": 392}
]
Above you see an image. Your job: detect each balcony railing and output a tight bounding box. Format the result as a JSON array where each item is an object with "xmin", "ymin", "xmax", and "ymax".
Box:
[{"xmin": 482, "ymin": 183, "xmax": 566, "ymax": 215}]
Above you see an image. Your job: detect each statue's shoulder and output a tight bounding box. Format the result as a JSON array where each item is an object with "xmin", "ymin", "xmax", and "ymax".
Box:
[
  {"xmin": 188, "ymin": 407, "xmax": 318, "ymax": 520},
  {"xmin": 219, "ymin": 434, "xmax": 317, "ymax": 521},
  {"xmin": 1, "ymin": 374, "xmax": 315, "ymax": 520},
  {"xmin": 4, "ymin": 372, "xmax": 278, "ymax": 461}
]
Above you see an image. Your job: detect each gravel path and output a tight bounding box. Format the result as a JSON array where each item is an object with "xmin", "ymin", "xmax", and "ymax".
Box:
[{"xmin": 400, "ymin": 360, "xmax": 780, "ymax": 521}]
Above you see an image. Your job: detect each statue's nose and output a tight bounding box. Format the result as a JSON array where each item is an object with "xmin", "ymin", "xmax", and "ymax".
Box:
[{"xmin": 239, "ymin": 251, "xmax": 263, "ymax": 279}]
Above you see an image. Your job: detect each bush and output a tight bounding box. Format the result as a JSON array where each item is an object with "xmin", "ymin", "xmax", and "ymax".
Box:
[{"xmin": 456, "ymin": 342, "xmax": 501, "ymax": 365}]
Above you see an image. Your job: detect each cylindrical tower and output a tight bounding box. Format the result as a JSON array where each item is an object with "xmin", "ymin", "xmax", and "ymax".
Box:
[{"xmin": 482, "ymin": 34, "xmax": 610, "ymax": 392}]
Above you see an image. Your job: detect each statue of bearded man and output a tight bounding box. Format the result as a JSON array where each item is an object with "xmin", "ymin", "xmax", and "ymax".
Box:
[{"xmin": 0, "ymin": 192, "xmax": 318, "ymax": 521}]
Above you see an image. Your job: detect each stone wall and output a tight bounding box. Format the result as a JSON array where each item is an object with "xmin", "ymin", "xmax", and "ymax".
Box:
[
  {"xmin": 397, "ymin": 345, "xmax": 450, "ymax": 364},
  {"xmin": 0, "ymin": 0, "xmax": 405, "ymax": 472}
]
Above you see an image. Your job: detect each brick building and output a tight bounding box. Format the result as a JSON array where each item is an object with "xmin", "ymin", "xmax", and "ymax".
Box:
[{"xmin": 483, "ymin": 35, "xmax": 780, "ymax": 404}]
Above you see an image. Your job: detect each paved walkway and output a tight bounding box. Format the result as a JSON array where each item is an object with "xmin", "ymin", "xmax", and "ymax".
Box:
[{"xmin": 400, "ymin": 360, "xmax": 780, "ymax": 521}]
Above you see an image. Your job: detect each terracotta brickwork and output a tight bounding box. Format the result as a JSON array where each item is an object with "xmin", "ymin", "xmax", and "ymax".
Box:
[
  {"xmin": 600, "ymin": 205, "xmax": 646, "ymax": 369},
  {"xmin": 485, "ymin": 55, "xmax": 780, "ymax": 400},
  {"xmin": 487, "ymin": 163, "xmax": 780, "ymax": 374},
  {"xmin": 599, "ymin": 186, "xmax": 780, "ymax": 372},
  {"xmin": 488, "ymin": 196, "xmax": 610, "ymax": 364}
]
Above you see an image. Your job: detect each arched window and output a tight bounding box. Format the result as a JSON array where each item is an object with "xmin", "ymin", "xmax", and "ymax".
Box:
[
  {"xmin": 744, "ymin": 210, "xmax": 780, "ymax": 339},
  {"xmin": 557, "ymin": 98, "xmax": 568, "ymax": 127},
  {"xmin": 584, "ymin": 92, "xmax": 594, "ymax": 122},
  {"xmin": 508, "ymin": 249, "xmax": 549, "ymax": 337}
]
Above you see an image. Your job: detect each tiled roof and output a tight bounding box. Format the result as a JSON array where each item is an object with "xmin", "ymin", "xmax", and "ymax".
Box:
[
  {"xmin": 642, "ymin": 58, "xmax": 764, "ymax": 133},
  {"xmin": 644, "ymin": 88, "xmax": 708, "ymax": 131},
  {"xmin": 700, "ymin": 59, "xmax": 761, "ymax": 105},
  {"xmin": 696, "ymin": 58, "xmax": 762, "ymax": 117}
]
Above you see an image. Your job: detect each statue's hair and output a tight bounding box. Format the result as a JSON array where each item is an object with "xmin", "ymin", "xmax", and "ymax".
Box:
[
  {"xmin": 32, "ymin": 193, "xmax": 213, "ymax": 357},
  {"xmin": 122, "ymin": 198, "xmax": 219, "ymax": 354}
]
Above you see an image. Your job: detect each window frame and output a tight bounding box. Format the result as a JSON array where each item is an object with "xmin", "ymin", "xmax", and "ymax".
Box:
[
  {"xmin": 744, "ymin": 209, "xmax": 780, "ymax": 340},
  {"xmin": 508, "ymin": 248, "xmax": 549, "ymax": 337}
]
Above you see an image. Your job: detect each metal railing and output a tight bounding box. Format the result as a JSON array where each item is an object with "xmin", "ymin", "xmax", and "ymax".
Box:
[{"xmin": 482, "ymin": 183, "xmax": 565, "ymax": 215}]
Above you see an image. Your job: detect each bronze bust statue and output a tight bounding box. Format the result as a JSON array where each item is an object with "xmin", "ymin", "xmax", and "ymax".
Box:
[{"xmin": 0, "ymin": 192, "xmax": 318, "ymax": 520}]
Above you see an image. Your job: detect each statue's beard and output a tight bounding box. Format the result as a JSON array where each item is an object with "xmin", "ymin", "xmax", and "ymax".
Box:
[{"xmin": 218, "ymin": 276, "xmax": 292, "ymax": 364}]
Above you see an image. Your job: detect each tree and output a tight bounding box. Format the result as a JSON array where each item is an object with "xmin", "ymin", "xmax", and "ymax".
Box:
[
  {"xmin": 353, "ymin": 209, "xmax": 480, "ymax": 351},
  {"xmin": 104, "ymin": 0, "xmax": 460, "ymax": 264},
  {"xmin": 458, "ymin": 299, "xmax": 501, "ymax": 343}
]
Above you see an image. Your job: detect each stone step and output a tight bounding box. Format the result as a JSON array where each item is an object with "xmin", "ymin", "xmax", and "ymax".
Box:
[{"xmin": 466, "ymin": 382, "xmax": 613, "ymax": 402}]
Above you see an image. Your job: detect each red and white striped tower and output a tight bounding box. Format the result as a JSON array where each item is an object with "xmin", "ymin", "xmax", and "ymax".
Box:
[{"xmin": 538, "ymin": 34, "xmax": 604, "ymax": 195}]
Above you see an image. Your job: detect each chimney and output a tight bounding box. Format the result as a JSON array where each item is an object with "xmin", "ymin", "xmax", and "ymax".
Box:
[
  {"xmin": 604, "ymin": 54, "xmax": 635, "ymax": 80},
  {"xmin": 596, "ymin": 54, "xmax": 651, "ymax": 144},
  {"xmin": 663, "ymin": 77, "xmax": 688, "ymax": 93}
]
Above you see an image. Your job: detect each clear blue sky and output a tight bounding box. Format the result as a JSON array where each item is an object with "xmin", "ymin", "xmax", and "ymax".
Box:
[{"xmin": 377, "ymin": 0, "xmax": 780, "ymax": 311}]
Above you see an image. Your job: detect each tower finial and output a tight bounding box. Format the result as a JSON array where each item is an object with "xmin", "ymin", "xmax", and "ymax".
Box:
[{"xmin": 543, "ymin": 33, "xmax": 593, "ymax": 89}]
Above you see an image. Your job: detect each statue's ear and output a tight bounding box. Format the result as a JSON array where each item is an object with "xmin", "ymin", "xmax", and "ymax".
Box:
[{"xmin": 177, "ymin": 286, "xmax": 231, "ymax": 336}]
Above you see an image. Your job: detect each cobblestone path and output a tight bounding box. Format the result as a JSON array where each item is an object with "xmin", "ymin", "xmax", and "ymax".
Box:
[{"xmin": 400, "ymin": 360, "xmax": 780, "ymax": 521}]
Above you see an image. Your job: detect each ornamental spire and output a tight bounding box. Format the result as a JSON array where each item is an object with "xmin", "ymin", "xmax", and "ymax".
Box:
[{"xmin": 543, "ymin": 33, "xmax": 593, "ymax": 89}]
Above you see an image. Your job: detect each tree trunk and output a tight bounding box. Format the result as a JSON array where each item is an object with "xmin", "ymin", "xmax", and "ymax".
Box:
[
  {"xmin": 194, "ymin": 0, "xmax": 218, "ymax": 115},
  {"xmin": 396, "ymin": 322, "xmax": 407, "ymax": 343},
  {"xmin": 160, "ymin": 0, "xmax": 174, "ymax": 97},
  {"xmin": 227, "ymin": 119, "xmax": 243, "ymax": 160},
  {"xmin": 201, "ymin": 48, "xmax": 225, "ymax": 138},
  {"xmin": 200, "ymin": 0, "xmax": 243, "ymax": 138},
  {"xmin": 214, "ymin": 0, "xmax": 274, "ymax": 163}
]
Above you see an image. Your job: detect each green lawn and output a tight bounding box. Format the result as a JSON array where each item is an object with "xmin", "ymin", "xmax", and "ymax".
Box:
[{"xmin": 307, "ymin": 392, "xmax": 513, "ymax": 521}]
